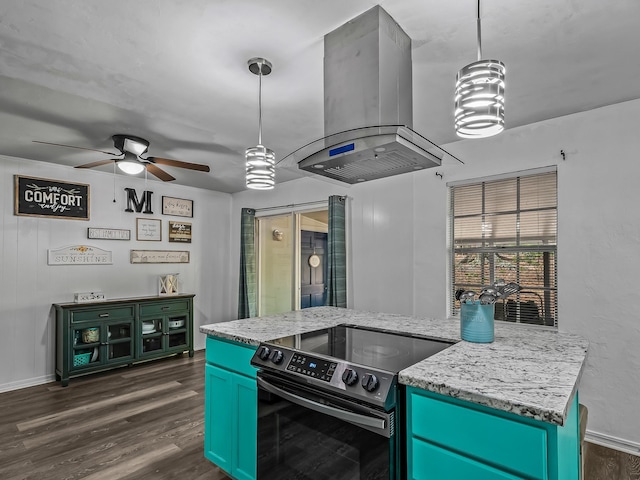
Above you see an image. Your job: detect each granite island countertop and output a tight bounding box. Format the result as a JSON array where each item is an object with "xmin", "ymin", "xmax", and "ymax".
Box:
[{"xmin": 200, "ymin": 306, "xmax": 588, "ymax": 426}]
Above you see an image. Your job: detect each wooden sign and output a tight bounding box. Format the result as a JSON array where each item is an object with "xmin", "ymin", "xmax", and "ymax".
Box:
[
  {"xmin": 168, "ymin": 221, "xmax": 192, "ymax": 243},
  {"xmin": 136, "ymin": 218, "xmax": 162, "ymax": 241},
  {"xmin": 48, "ymin": 245, "xmax": 113, "ymax": 265},
  {"xmin": 162, "ymin": 196, "xmax": 193, "ymax": 217},
  {"xmin": 88, "ymin": 228, "xmax": 130, "ymax": 240},
  {"xmin": 15, "ymin": 175, "xmax": 90, "ymax": 220},
  {"xmin": 130, "ymin": 250, "xmax": 190, "ymax": 264}
]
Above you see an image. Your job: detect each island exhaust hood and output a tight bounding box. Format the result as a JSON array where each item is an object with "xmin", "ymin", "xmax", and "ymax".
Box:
[{"xmin": 280, "ymin": 6, "xmax": 461, "ymax": 184}]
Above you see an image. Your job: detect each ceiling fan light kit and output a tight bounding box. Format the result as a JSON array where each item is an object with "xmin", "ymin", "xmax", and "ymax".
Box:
[
  {"xmin": 246, "ymin": 57, "xmax": 275, "ymax": 190},
  {"xmin": 33, "ymin": 134, "xmax": 210, "ymax": 181},
  {"xmin": 117, "ymin": 152, "xmax": 145, "ymax": 175},
  {"xmin": 455, "ymin": 0, "xmax": 505, "ymax": 139}
]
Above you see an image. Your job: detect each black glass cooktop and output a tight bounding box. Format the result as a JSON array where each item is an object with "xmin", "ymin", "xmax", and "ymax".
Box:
[{"xmin": 266, "ymin": 324, "xmax": 454, "ymax": 374}]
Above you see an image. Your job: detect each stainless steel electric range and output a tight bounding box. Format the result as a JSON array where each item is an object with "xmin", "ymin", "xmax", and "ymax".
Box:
[{"xmin": 250, "ymin": 324, "xmax": 455, "ymax": 480}]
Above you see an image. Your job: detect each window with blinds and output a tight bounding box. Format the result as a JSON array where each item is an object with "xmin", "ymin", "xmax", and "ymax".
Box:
[{"xmin": 450, "ymin": 169, "xmax": 557, "ymax": 327}]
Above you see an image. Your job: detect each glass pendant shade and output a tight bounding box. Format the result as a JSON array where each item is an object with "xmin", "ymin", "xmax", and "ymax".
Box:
[
  {"xmin": 455, "ymin": 59, "xmax": 505, "ymax": 138},
  {"xmin": 117, "ymin": 159, "xmax": 145, "ymax": 174},
  {"xmin": 246, "ymin": 144, "xmax": 275, "ymax": 190}
]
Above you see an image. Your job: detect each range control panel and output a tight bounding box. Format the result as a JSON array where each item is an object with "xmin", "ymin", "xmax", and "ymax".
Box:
[
  {"xmin": 250, "ymin": 343, "xmax": 397, "ymax": 409},
  {"xmin": 286, "ymin": 352, "xmax": 337, "ymax": 382}
]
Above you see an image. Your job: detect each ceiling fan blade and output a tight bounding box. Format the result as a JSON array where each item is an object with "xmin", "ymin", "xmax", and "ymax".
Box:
[
  {"xmin": 33, "ymin": 140, "xmax": 118, "ymax": 156},
  {"xmin": 146, "ymin": 163, "xmax": 176, "ymax": 182},
  {"xmin": 148, "ymin": 156, "xmax": 210, "ymax": 172},
  {"xmin": 75, "ymin": 159, "xmax": 116, "ymax": 169}
]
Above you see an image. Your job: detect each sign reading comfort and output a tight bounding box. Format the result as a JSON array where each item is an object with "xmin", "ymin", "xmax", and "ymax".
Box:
[{"xmin": 14, "ymin": 175, "xmax": 90, "ymax": 220}]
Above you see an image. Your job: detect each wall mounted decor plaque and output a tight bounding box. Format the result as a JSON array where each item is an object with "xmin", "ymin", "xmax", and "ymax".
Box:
[
  {"xmin": 48, "ymin": 245, "xmax": 113, "ymax": 265},
  {"xmin": 168, "ymin": 221, "xmax": 192, "ymax": 243},
  {"xmin": 130, "ymin": 250, "xmax": 190, "ymax": 264},
  {"xmin": 15, "ymin": 175, "xmax": 90, "ymax": 220},
  {"xmin": 162, "ymin": 196, "xmax": 193, "ymax": 217},
  {"xmin": 136, "ymin": 218, "xmax": 162, "ymax": 241},
  {"xmin": 88, "ymin": 228, "xmax": 131, "ymax": 240}
]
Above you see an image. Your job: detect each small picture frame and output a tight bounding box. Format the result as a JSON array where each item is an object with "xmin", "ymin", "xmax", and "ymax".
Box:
[
  {"xmin": 136, "ymin": 218, "xmax": 162, "ymax": 241},
  {"xmin": 168, "ymin": 221, "xmax": 192, "ymax": 243},
  {"xmin": 162, "ymin": 196, "xmax": 193, "ymax": 218}
]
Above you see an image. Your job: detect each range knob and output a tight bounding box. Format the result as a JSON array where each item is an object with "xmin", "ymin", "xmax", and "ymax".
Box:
[
  {"xmin": 257, "ymin": 346, "xmax": 271, "ymax": 361},
  {"xmin": 361, "ymin": 373, "xmax": 379, "ymax": 392},
  {"xmin": 342, "ymin": 368, "xmax": 358, "ymax": 386},
  {"xmin": 269, "ymin": 350, "xmax": 284, "ymax": 365}
]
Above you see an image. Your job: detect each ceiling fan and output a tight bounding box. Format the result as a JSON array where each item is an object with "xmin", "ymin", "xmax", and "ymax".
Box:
[{"xmin": 33, "ymin": 134, "xmax": 210, "ymax": 181}]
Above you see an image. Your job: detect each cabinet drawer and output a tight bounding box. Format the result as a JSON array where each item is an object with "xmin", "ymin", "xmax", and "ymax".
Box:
[
  {"xmin": 71, "ymin": 306, "xmax": 135, "ymax": 322},
  {"xmin": 206, "ymin": 336, "xmax": 257, "ymax": 378},
  {"xmin": 412, "ymin": 438, "xmax": 521, "ymax": 480},
  {"xmin": 140, "ymin": 300, "xmax": 190, "ymax": 316},
  {"xmin": 409, "ymin": 390, "xmax": 547, "ymax": 479}
]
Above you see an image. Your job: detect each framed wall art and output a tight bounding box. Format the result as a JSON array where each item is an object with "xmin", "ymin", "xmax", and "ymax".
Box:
[
  {"xmin": 136, "ymin": 218, "xmax": 162, "ymax": 241},
  {"xmin": 14, "ymin": 175, "xmax": 90, "ymax": 220},
  {"xmin": 88, "ymin": 227, "xmax": 131, "ymax": 240},
  {"xmin": 130, "ymin": 250, "xmax": 190, "ymax": 264},
  {"xmin": 162, "ymin": 196, "xmax": 193, "ymax": 218},
  {"xmin": 168, "ymin": 221, "xmax": 192, "ymax": 243}
]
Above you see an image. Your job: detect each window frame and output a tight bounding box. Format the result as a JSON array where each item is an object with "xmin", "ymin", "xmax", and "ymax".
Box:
[{"xmin": 448, "ymin": 167, "xmax": 558, "ymax": 327}]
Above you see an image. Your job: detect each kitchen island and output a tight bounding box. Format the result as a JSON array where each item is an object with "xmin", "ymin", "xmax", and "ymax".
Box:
[{"xmin": 200, "ymin": 306, "xmax": 588, "ymax": 479}]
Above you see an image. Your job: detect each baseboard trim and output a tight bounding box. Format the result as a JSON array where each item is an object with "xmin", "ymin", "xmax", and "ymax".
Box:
[
  {"xmin": 586, "ymin": 430, "xmax": 640, "ymax": 457},
  {"xmin": 0, "ymin": 374, "xmax": 56, "ymax": 394}
]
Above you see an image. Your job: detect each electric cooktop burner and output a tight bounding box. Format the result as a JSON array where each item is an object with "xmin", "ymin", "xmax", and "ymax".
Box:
[{"xmin": 251, "ymin": 324, "xmax": 455, "ymax": 410}]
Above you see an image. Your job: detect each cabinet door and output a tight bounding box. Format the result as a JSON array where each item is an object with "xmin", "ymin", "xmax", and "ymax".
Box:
[
  {"xmin": 166, "ymin": 313, "xmax": 189, "ymax": 350},
  {"xmin": 233, "ymin": 373, "xmax": 257, "ymax": 480},
  {"xmin": 105, "ymin": 321, "xmax": 134, "ymax": 362},
  {"xmin": 204, "ymin": 364, "xmax": 257, "ymax": 480},
  {"xmin": 139, "ymin": 316, "xmax": 165, "ymax": 356},
  {"xmin": 205, "ymin": 364, "xmax": 233, "ymax": 474},
  {"xmin": 71, "ymin": 323, "xmax": 103, "ymax": 370}
]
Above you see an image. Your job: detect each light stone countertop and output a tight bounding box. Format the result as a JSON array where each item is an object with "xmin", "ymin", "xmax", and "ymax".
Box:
[{"xmin": 199, "ymin": 306, "xmax": 588, "ymax": 426}]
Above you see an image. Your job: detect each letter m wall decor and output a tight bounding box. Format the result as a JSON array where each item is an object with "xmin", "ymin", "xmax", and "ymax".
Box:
[
  {"xmin": 14, "ymin": 175, "xmax": 90, "ymax": 220},
  {"xmin": 125, "ymin": 188, "xmax": 153, "ymax": 214}
]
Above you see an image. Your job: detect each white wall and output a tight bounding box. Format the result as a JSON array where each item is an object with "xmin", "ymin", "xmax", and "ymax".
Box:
[
  {"xmin": 0, "ymin": 155, "xmax": 233, "ymax": 391},
  {"xmin": 231, "ymin": 99, "xmax": 640, "ymax": 449}
]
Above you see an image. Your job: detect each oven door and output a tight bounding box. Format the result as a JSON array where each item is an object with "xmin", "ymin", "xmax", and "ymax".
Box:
[{"xmin": 256, "ymin": 371, "xmax": 397, "ymax": 480}]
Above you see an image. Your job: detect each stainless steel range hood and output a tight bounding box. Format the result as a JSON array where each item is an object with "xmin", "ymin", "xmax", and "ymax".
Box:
[{"xmin": 280, "ymin": 6, "xmax": 460, "ymax": 184}]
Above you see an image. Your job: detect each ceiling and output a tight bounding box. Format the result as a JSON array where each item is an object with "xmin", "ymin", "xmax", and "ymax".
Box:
[{"xmin": 1, "ymin": 0, "xmax": 639, "ymax": 193}]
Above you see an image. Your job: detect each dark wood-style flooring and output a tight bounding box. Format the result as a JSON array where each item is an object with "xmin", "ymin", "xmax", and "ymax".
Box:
[
  {"xmin": 1, "ymin": 351, "xmax": 638, "ymax": 480},
  {"xmin": 0, "ymin": 352, "xmax": 231, "ymax": 480}
]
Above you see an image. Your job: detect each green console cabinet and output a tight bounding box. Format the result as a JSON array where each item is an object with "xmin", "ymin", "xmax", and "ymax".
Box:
[
  {"xmin": 406, "ymin": 387, "xmax": 580, "ymax": 480},
  {"xmin": 204, "ymin": 335, "xmax": 257, "ymax": 480},
  {"xmin": 54, "ymin": 294, "xmax": 194, "ymax": 386}
]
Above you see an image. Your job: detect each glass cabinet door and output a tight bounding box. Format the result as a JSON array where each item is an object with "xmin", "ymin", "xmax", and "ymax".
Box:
[
  {"xmin": 141, "ymin": 317, "xmax": 164, "ymax": 354},
  {"xmin": 167, "ymin": 314, "xmax": 188, "ymax": 349},
  {"xmin": 107, "ymin": 322, "xmax": 133, "ymax": 361},
  {"xmin": 72, "ymin": 324, "xmax": 102, "ymax": 368}
]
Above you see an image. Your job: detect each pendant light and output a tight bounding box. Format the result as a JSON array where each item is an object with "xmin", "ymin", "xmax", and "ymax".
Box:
[
  {"xmin": 245, "ymin": 57, "xmax": 275, "ymax": 190},
  {"xmin": 454, "ymin": 0, "xmax": 505, "ymax": 139}
]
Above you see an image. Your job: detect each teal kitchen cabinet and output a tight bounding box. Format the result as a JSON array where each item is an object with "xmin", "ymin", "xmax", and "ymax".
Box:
[
  {"xmin": 406, "ymin": 387, "xmax": 580, "ymax": 480},
  {"xmin": 54, "ymin": 294, "xmax": 194, "ymax": 386},
  {"xmin": 204, "ymin": 336, "xmax": 257, "ymax": 480}
]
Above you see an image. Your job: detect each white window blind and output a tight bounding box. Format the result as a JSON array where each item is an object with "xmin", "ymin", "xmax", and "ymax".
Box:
[{"xmin": 450, "ymin": 170, "xmax": 557, "ymax": 326}]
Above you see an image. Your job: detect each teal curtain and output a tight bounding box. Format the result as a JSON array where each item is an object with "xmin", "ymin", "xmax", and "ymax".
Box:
[
  {"xmin": 238, "ymin": 208, "xmax": 257, "ymax": 319},
  {"xmin": 327, "ymin": 195, "xmax": 347, "ymax": 307}
]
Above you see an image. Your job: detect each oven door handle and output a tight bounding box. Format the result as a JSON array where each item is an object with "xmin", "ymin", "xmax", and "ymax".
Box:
[{"xmin": 257, "ymin": 377, "xmax": 387, "ymax": 432}]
